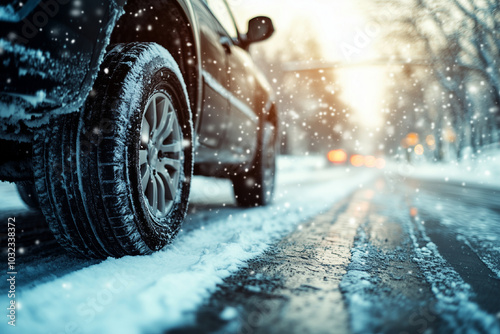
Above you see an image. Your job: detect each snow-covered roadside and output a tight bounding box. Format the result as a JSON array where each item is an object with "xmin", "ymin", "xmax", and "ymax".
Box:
[
  {"xmin": 388, "ymin": 149, "xmax": 500, "ymax": 189},
  {"xmin": 276, "ymin": 154, "xmax": 328, "ymax": 173},
  {"xmin": 1, "ymin": 168, "xmax": 375, "ymax": 334}
]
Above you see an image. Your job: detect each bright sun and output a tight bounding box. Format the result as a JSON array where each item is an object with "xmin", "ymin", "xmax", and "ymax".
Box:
[
  {"xmin": 338, "ymin": 67, "xmax": 386, "ymax": 128},
  {"xmin": 232, "ymin": 0, "xmax": 386, "ymax": 129}
]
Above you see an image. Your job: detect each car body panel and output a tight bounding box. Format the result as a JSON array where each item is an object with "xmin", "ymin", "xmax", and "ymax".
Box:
[{"xmin": 192, "ymin": 0, "xmax": 231, "ymax": 151}]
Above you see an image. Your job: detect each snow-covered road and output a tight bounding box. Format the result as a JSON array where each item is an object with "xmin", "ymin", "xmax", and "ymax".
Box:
[
  {"xmin": 2, "ymin": 157, "xmax": 500, "ymax": 334},
  {"xmin": 0, "ymin": 157, "xmax": 375, "ymax": 334}
]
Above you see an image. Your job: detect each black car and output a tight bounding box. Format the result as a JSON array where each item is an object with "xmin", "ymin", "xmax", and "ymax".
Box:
[{"xmin": 0, "ymin": 0, "xmax": 277, "ymax": 258}]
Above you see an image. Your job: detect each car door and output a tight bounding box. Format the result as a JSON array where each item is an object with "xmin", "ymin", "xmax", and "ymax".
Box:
[
  {"xmin": 192, "ymin": 0, "xmax": 231, "ymax": 158},
  {"xmin": 226, "ymin": 41, "xmax": 259, "ymax": 163},
  {"xmin": 203, "ymin": 0, "xmax": 259, "ymax": 164}
]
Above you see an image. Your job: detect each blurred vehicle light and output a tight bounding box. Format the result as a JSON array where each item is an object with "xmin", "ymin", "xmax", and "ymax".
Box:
[
  {"xmin": 364, "ymin": 155, "xmax": 376, "ymax": 168},
  {"xmin": 350, "ymin": 154, "xmax": 364, "ymax": 167},
  {"xmin": 328, "ymin": 149, "xmax": 347, "ymax": 164},
  {"xmin": 406, "ymin": 133, "xmax": 419, "ymax": 146},
  {"xmin": 426, "ymin": 135, "xmax": 436, "ymax": 146}
]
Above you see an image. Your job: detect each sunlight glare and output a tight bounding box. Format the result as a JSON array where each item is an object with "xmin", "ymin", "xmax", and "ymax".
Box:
[{"xmin": 338, "ymin": 68, "xmax": 386, "ymax": 128}]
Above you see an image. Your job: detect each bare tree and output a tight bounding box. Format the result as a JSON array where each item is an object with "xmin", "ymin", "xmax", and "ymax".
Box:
[{"xmin": 371, "ymin": 0, "xmax": 500, "ymax": 161}]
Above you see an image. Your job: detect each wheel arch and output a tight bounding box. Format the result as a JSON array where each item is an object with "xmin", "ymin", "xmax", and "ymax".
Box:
[{"xmin": 109, "ymin": 0, "xmax": 203, "ymax": 124}]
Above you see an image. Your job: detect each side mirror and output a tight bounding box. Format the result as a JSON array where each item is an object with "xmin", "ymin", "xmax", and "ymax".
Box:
[{"xmin": 245, "ymin": 16, "xmax": 275, "ymax": 45}]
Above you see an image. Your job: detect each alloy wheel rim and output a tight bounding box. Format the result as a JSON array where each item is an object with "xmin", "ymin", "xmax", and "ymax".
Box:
[{"xmin": 139, "ymin": 92, "xmax": 183, "ymax": 218}]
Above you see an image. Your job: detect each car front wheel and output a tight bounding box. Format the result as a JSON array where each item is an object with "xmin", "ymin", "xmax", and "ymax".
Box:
[{"xmin": 33, "ymin": 43, "xmax": 193, "ymax": 258}]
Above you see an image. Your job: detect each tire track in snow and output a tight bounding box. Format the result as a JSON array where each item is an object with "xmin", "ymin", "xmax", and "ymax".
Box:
[
  {"xmin": 405, "ymin": 178, "xmax": 500, "ymax": 281},
  {"xmin": 340, "ymin": 184, "xmax": 442, "ymax": 334},
  {"xmin": 404, "ymin": 205, "xmax": 500, "ymax": 333}
]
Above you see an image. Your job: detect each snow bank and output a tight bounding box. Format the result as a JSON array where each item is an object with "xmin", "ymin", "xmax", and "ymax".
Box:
[
  {"xmin": 389, "ymin": 148, "xmax": 500, "ymax": 189},
  {"xmin": 277, "ymin": 154, "xmax": 328, "ymax": 172}
]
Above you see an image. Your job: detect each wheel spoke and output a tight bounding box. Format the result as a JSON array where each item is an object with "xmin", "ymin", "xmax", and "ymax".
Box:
[
  {"xmin": 141, "ymin": 167, "xmax": 151, "ymax": 191},
  {"xmin": 162, "ymin": 158, "xmax": 181, "ymax": 171},
  {"xmin": 154, "ymin": 99, "xmax": 167, "ymax": 134},
  {"xmin": 139, "ymin": 150, "xmax": 148, "ymax": 166},
  {"xmin": 157, "ymin": 165, "xmax": 177, "ymax": 200},
  {"xmin": 146, "ymin": 97, "xmax": 157, "ymax": 132},
  {"xmin": 141, "ymin": 118, "xmax": 150, "ymax": 145},
  {"xmin": 155, "ymin": 174, "xmax": 166, "ymax": 212},
  {"xmin": 156, "ymin": 164, "xmax": 169, "ymax": 181},
  {"xmin": 160, "ymin": 141, "xmax": 182, "ymax": 153},
  {"xmin": 156, "ymin": 113, "xmax": 171, "ymax": 142},
  {"xmin": 165, "ymin": 174, "xmax": 176, "ymax": 201},
  {"xmin": 167, "ymin": 111, "xmax": 177, "ymax": 136},
  {"xmin": 172, "ymin": 170, "xmax": 181, "ymax": 194},
  {"xmin": 149, "ymin": 178, "xmax": 158, "ymax": 213},
  {"xmin": 159, "ymin": 110, "xmax": 175, "ymax": 143}
]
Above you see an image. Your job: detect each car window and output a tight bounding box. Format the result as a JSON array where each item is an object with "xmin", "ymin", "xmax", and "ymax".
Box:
[{"xmin": 205, "ymin": 0, "xmax": 238, "ymax": 38}]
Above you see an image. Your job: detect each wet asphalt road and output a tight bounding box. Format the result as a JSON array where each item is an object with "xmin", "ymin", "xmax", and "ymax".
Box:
[
  {"xmin": 170, "ymin": 176, "xmax": 500, "ymax": 334},
  {"xmin": 1, "ymin": 172, "xmax": 500, "ymax": 333}
]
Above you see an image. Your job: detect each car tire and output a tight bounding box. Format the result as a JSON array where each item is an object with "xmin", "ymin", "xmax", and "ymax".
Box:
[
  {"xmin": 16, "ymin": 182, "xmax": 40, "ymax": 209},
  {"xmin": 33, "ymin": 43, "xmax": 194, "ymax": 258},
  {"xmin": 232, "ymin": 121, "xmax": 277, "ymax": 207}
]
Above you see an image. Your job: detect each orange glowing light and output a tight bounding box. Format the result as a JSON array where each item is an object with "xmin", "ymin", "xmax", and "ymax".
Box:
[
  {"xmin": 406, "ymin": 133, "xmax": 420, "ymax": 146},
  {"xmin": 364, "ymin": 155, "xmax": 376, "ymax": 168},
  {"xmin": 444, "ymin": 128, "xmax": 456, "ymax": 143},
  {"xmin": 350, "ymin": 155, "xmax": 364, "ymax": 167},
  {"xmin": 376, "ymin": 158, "xmax": 386, "ymax": 169},
  {"xmin": 410, "ymin": 207, "xmax": 418, "ymax": 217},
  {"xmin": 401, "ymin": 133, "xmax": 420, "ymax": 148},
  {"xmin": 426, "ymin": 135, "xmax": 436, "ymax": 146},
  {"xmin": 415, "ymin": 144, "xmax": 424, "ymax": 155},
  {"xmin": 328, "ymin": 149, "xmax": 348, "ymax": 164}
]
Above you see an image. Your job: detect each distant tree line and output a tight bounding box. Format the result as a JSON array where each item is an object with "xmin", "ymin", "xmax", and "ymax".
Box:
[{"xmin": 374, "ymin": 0, "xmax": 500, "ymax": 161}]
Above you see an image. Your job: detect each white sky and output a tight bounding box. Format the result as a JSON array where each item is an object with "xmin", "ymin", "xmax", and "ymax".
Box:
[
  {"xmin": 230, "ymin": 0, "xmax": 387, "ymax": 128},
  {"xmin": 231, "ymin": 0, "xmax": 371, "ymax": 60}
]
